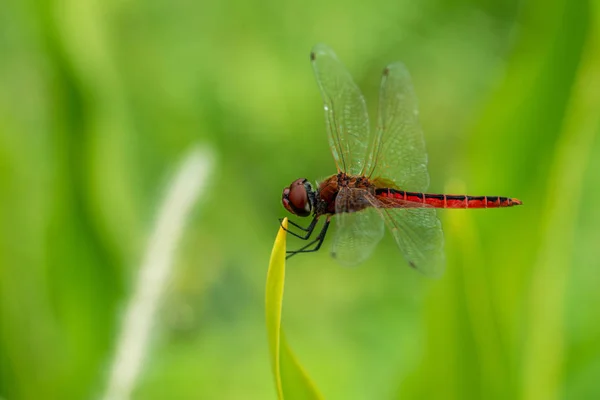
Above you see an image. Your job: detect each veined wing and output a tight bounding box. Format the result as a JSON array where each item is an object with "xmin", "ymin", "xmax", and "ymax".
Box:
[
  {"xmin": 311, "ymin": 44, "xmax": 371, "ymax": 175},
  {"xmin": 381, "ymin": 207, "xmax": 445, "ymax": 277},
  {"xmin": 375, "ymin": 191, "xmax": 434, "ymax": 208},
  {"xmin": 366, "ymin": 62, "xmax": 430, "ymax": 192},
  {"xmin": 330, "ymin": 187, "xmax": 384, "ymax": 266}
]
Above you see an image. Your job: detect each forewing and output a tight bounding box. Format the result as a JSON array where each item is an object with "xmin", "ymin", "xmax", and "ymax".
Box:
[
  {"xmin": 367, "ymin": 63, "xmax": 430, "ymax": 192},
  {"xmin": 330, "ymin": 187, "xmax": 384, "ymax": 266},
  {"xmin": 382, "ymin": 207, "xmax": 445, "ymax": 277},
  {"xmin": 311, "ymin": 44, "xmax": 371, "ymax": 175}
]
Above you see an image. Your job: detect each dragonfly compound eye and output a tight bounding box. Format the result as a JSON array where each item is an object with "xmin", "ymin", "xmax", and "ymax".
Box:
[{"xmin": 282, "ymin": 178, "xmax": 312, "ymax": 217}]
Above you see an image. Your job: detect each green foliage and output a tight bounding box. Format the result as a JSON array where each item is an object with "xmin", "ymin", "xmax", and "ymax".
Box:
[
  {"xmin": 1, "ymin": 0, "xmax": 599, "ymax": 399},
  {"xmin": 265, "ymin": 218, "xmax": 323, "ymax": 399}
]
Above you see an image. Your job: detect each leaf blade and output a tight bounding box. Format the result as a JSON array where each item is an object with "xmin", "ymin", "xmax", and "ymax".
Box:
[{"xmin": 265, "ymin": 218, "xmax": 323, "ymax": 400}]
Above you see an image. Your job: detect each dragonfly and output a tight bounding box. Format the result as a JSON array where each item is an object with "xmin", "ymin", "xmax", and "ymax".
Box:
[{"xmin": 281, "ymin": 44, "xmax": 522, "ymax": 276}]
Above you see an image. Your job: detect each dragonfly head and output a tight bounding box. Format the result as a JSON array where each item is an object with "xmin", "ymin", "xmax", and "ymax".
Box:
[{"xmin": 282, "ymin": 178, "xmax": 314, "ymax": 217}]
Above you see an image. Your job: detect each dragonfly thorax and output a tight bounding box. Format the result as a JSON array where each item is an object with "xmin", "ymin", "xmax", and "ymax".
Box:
[{"xmin": 282, "ymin": 178, "xmax": 317, "ymax": 217}]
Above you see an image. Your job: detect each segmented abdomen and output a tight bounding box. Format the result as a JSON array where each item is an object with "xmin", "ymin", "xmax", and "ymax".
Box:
[{"xmin": 375, "ymin": 188, "xmax": 522, "ymax": 208}]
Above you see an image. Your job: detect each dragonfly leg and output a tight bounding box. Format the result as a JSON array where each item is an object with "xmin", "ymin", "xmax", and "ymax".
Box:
[
  {"xmin": 286, "ymin": 216, "xmax": 331, "ymax": 259},
  {"xmin": 279, "ymin": 216, "xmax": 319, "ymax": 240},
  {"xmin": 281, "ymin": 217, "xmax": 314, "ymax": 232}
]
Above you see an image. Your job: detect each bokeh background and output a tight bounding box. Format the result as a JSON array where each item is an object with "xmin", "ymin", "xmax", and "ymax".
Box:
[{"xmin": 1, "ymin": 0, "xmax": 599, "ymax": 398}]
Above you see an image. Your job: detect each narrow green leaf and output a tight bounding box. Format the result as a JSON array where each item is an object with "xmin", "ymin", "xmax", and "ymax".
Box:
[
  {"xmin": 265, "ymin": 218, "xmax": 324, "ymax": 400},
  {"xmin": 265, "ymin": 219, "xmax": 288, "ymax": 399},
  {"xmin": 522, "ymin": 12, "xmax": 600, "ymax": 400},
  {"xmin": 280, "ymin": 331, "xmax": 323, "ymax": 400}
]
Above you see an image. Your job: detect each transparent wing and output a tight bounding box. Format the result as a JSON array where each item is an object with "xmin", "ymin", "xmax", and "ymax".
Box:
[
  {"xmin": 330, "ymin": 187, "xmax": 385, "ymax": 266},
  {"xmin": 311, "ymin": 44, "xmax": 371, "ymax": 175},
  {"xmin": 366, "ymin": 63, "xmax": 430, "ymax": 192},
  {"xmin": 381, "ymin": 207, "xmax": 445, "ymax": 277},
  {"xmin": 375, "ymin": 191, "xmax": 434, "ymax": 209}
]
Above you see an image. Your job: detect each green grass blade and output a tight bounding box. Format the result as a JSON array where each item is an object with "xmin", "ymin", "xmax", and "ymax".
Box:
[
  {"xmin": 522, "ymin": 13, "xmax": 600, "ymax": 400},
  {"xmin": 265, "ymin": 218, "xmax": 288, "ymax": 399},
  {"xmin": 280, "ymin": 331, "xmax": 323, "ymax": 400},
  {"xmin": 265, "ymin": 218, "xmax": 323, "ymax": 400}
]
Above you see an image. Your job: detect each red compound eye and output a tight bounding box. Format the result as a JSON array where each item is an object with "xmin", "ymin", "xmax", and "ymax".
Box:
[{"xmin": 281, "ymin": 178, "xmax": 311, "ymax": 217}]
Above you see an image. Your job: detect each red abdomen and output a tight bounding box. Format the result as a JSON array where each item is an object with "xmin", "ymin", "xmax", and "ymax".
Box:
[{"xmin": 376, "ymin": 188, "xmax": 522, "ymax": 208}]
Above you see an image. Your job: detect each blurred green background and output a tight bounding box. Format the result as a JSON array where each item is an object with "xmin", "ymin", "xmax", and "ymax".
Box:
[{"xmin": 1, "ymin": 0, "xmax": 599, "ymax": 398}]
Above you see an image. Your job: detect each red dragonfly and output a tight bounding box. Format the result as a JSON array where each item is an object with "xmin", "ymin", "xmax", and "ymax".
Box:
[{"xmin": 281, "ymin": 44, "xmax": 522, "ymax": 276}]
